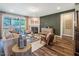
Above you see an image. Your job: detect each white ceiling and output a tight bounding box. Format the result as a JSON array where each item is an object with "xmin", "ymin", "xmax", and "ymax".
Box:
[{"xmin": 0, "ymin": 3, "xmax": 75, "ymax": 17}]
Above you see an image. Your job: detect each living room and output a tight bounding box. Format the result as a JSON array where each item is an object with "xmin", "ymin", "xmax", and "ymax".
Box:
[{"xmin": 0, "ymin": 3, "xmax": 75, "ymax": 56}]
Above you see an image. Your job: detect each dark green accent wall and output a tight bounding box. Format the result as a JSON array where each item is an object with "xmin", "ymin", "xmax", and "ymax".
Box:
[
  {"xmin": 40, "ymin": 9, "xmax": 75, "ymax": 35},
  {"xmin": 40, "ymin": 13, "xmax": 60, "ymax": 35}
]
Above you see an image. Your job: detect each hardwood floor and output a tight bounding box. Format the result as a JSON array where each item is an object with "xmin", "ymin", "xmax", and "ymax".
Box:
[{"xmin": 32, "ymin": 36, "xmax": 75, "ymax": 56}]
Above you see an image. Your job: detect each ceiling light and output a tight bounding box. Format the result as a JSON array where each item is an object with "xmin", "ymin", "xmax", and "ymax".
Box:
[
  {"xmin": 57, "ymin": 6, "xmax": 61, "ymax": 10},
  {"xmin": 28, "ymin": 7, "xmax": 39, "ymax": 12}
]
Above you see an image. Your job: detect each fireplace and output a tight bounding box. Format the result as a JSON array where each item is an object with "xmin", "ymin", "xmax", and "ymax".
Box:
[{"xmin": 31, "ymin": 27, "xmax": 38, "ymax": 34}]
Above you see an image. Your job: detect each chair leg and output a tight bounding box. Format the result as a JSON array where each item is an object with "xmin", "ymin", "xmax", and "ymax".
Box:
[
  {"xmin": 40, "ymin": 37, "xmax": 43, "ymax": 43},
  {"xmin": 40, "ymin": 39, "xmax": 43, "ymax": 43}
]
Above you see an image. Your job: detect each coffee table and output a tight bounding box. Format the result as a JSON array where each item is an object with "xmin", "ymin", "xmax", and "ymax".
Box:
[{"xmin": 12, "ymin": 44, "xmax": 32, "ymax": 56}]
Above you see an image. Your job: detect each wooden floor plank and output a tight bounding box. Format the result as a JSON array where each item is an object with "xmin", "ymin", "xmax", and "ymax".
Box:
[
  {"xmin": 33, "ymin": 48, "xmax": 49, "ymax": 56},
  {"xmin": 32, "ymin": 36, "xmax": 74, "ymax": 56},
  {"xmin": 38, "ymin": 48, "xmax": 49, "ymax": 56},
  {"xmin": 40, "ymin": 46, "xmax": 58, "ymax": 56}
]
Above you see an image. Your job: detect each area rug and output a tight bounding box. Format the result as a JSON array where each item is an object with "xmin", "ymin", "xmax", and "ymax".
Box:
[{"xmin": 31, "ymin": 40, "xmax": 45, "ymax": 52}]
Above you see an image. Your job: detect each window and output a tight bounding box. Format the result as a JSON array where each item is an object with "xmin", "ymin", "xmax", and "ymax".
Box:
[{"xmin": 3, "ymin": 15, "xmax": 26, "ymax": 35}]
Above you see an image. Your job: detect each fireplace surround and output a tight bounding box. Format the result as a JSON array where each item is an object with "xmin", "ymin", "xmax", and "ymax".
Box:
[{"xmin": 31, "ymin": 27, "xmax": 38, "ymax": 34}]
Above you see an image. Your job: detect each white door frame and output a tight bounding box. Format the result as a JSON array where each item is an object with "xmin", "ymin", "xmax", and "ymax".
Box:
[{"xmin": 60, "ymin": 12, "xmax": 74, "ymax": 40}]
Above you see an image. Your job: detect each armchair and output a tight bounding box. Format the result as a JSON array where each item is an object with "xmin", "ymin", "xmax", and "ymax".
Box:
[{"xmin": 40, "ymin": 28, "xmax": 55, "ymax": 46}]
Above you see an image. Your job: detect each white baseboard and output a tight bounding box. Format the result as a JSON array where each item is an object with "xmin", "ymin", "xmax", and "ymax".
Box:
[{"xmin": 55, "ymin": 35, "xmax": 62, "ymax": 38}]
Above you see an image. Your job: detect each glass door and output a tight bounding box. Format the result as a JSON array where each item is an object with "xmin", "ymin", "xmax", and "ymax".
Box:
[
  {"xmin": 2, "ymin": 16, "xmax": 11, "ymax": 37},
  {"xmin": 61, "ymin": 12, "xmax": 74, "ymax": 37},
  {"xmin": 20, "ymin": 18, "xmax": 26, "ymax": 33},
  {"xmin": 11, "ymin": 18, "xmax": 20, "ymax": 33}
]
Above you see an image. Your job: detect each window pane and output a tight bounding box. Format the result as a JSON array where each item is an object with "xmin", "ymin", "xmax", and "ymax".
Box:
[
  {"xmin": 11, "ymin": 18, "xmax": 19, "ymax": 27},
  {"xmin": 3, "ymin": 17, "xmax": 11, "ymax": 28},
  {"xmin": 20, "ymin": 19, "xmax": 26, "ymax": 26}
]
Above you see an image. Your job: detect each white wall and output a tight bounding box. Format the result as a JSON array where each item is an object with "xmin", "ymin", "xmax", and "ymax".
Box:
[
  {"xmin": 27, "ymin": 17, "xmax": 40, "ymax": 33},
  {"xmin": 75, "ymin": 4, "xmax": 79, "ymax": 11}
]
